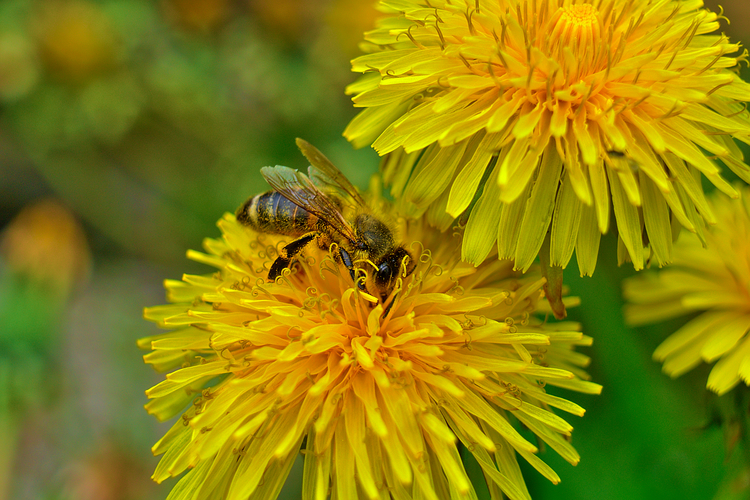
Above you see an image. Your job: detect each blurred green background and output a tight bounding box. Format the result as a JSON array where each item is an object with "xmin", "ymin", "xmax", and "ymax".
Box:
[{"xmin": 0, "ymin": 1, "xmax": 748, "ymax": 499}]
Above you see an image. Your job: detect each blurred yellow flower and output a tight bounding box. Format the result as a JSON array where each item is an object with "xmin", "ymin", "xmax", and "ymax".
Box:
[
  {"xmin": 345, "ymin": 0, "xmax": 750, "ymax": 280},
  {"xmin": 624, "ymin": 186, "xmax": 750, "ymax": 396},
  {"xmin": 0, "ymin": 33, "xmax": 40, "ymax": 101},
  {"xmin": 163, "ymin": 0, "xmax": 232, "ymax": 33},
  {"xmin": 247, "ymin": 0, "xmax": 315, "ymax": 45},
  {"xmin": 35, "ymin": 1, "xmax": 118, "ymax": 83},
  {"xmin": 0, "ymin": 199, "xmax": 90, "ymax": 297},
  {"xmin": 141, "ymin": 206, "xmax": 599, "ymax": 499}
]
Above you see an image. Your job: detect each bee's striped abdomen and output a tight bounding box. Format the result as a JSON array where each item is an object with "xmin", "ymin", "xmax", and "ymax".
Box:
[{"xmin": 236, "ymin": 191, "xmax": 312, "ymax": 236}]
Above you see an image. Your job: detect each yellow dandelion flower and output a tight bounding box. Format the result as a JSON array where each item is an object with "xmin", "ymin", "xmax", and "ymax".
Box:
[
  {"xmin": 141, "ymin": 203, "xmax": 600, "ymax": 499},
  {"xmin": 624, "ymin": 186, "xmax": 750, "ymax": 396},
  {"xmin": 344, "ymin": 0, "xmax": 750, "ymax": 282}
]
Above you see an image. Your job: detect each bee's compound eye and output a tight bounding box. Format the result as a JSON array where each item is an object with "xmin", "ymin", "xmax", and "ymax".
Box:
[{"xmin": 374, "ymin": 262, "xmax": 395, "ymax": 287}]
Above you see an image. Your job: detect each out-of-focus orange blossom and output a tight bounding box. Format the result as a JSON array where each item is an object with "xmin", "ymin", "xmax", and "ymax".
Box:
[{"xmin": 34, "ymin": 1, "xmax": 118, "ymax": 83}]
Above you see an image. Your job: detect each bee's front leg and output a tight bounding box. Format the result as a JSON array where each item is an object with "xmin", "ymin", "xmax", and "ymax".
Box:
[
  {"xmin": 268, "ymin": 232, "xmax": 319, "ymax": 281},
  {"xmin": 338, "ymin": 248, "xmax": 366, "ymax": 291}
]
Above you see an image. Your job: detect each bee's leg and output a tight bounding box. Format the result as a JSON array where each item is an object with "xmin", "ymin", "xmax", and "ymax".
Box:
[
  {"xmin": 382, "ymin": 297, "xmax": 396, "ymax": 318},
  {"xmin": 339, "ymin": 247, "xmax": 366, "ymax": 291},
  {"xmin": 382, "ymin": 294, "xmax": 397, "ymax": 317},
  {"xmin": 268, "ymin": 232, "xmax": 318, "ymax": 281}
]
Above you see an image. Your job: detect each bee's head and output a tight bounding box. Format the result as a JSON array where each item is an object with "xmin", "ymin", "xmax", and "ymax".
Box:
[
  {"xmin": 354, "ymin": 214, "xmax": 395, "ymax": 258},
  {"xmin": 372, "ymin": 246, "xmax": 416, "ymax": 297}
]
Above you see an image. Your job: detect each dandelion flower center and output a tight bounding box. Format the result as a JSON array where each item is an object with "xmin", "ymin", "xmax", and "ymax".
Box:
[
  {"xmin": 561, "ymin": 3, "xmax": 597, "ymax": 24},
  {"xmin": 550, "ymin": 4, "xmax": 601, "ymax": 58}
]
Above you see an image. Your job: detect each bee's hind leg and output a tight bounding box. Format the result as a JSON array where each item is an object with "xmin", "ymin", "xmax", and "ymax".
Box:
[
  {"xmin": 339, "ymin": 248, "xmax": 366, "ymax": 291},
  {"xmin": 268, "ymin": 232, "xmax": 318, "ymax": 281}
]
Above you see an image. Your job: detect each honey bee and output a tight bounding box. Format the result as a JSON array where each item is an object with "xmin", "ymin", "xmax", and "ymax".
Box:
[{"xmin": 236, "ymin": 138, "xmax": 415, "ymax": 304}]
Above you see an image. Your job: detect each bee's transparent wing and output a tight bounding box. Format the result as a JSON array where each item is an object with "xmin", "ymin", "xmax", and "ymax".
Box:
[
  {"xmin": 296, "ymin": 138, "xmax": 368, "ymax": 211},
  {"xmin": 260, "ymin": 165, "xmax": 358, "ymax": 243}
]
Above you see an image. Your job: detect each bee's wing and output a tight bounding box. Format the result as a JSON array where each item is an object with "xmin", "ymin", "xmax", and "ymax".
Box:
[
  {"xmin": 260, "ymin": 165, "xmax": 359, "ymax": 243},
  {"xmin": 296, "ymin": 138, "xmax": 368, "ymax": 210}
]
